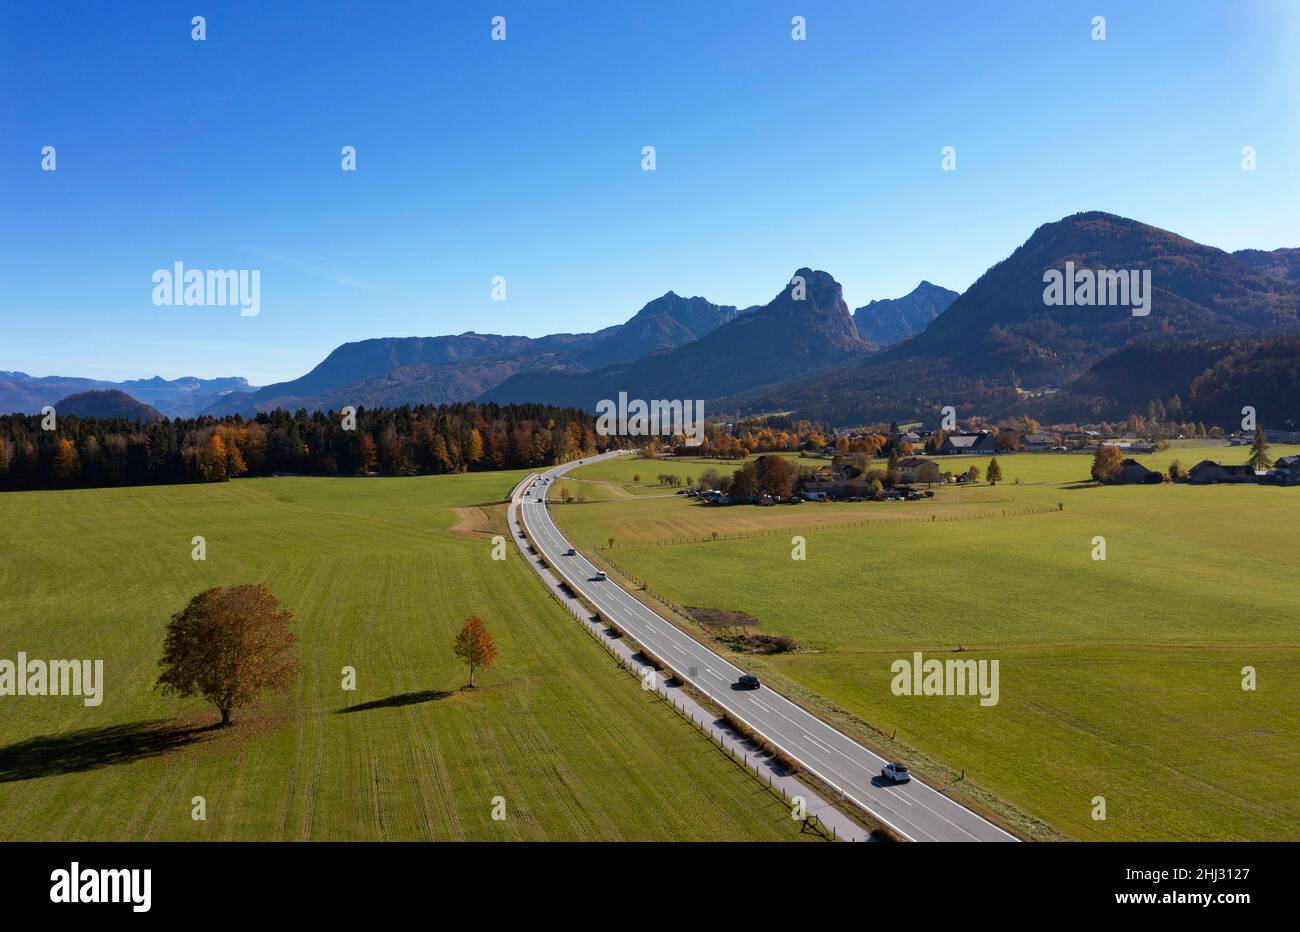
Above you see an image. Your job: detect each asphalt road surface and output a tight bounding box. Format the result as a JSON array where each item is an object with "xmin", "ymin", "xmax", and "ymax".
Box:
[{"xmin": 519, "ymin": 450, "xmax": 1018, "ymax": 842}]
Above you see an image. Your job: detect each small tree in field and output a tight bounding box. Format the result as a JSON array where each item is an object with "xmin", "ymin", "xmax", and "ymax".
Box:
[
  {"xmin": 1246, "ymin": 428, "xmax": 1272, "ymax": 472},
  {"xmin": 453, "ymin": 616, "xmax": 498, "ymax": 687},
  {"xmin": 986, "ymin": 457, "xmax": 1003, "ymax": 486},
  {"xmin": 157, "ymin": 585, "xmax": 298, "ymax": 727}
]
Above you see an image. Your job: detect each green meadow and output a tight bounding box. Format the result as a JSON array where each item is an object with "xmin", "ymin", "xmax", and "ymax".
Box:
[
  {"xmin": 0, "ymin": 472, "xmax": 811, "ymax": 841},
  {"xmin": 554, "ymin": 445, "xmax": 1300, "ymax": 840}
]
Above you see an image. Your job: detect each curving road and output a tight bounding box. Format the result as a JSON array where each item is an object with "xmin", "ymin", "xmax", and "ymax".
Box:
[{"xmin": 518, "ymin": 450, "xmax": 1018, "ymax": 842}]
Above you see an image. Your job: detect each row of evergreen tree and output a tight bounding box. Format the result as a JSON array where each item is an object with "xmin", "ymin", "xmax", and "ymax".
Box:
[{"xmin": 0, "ymin": 403, "xmax": 629, "ymax": 491}]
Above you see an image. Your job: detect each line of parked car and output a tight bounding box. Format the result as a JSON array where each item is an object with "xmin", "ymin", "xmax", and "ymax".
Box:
[{"xmin": 678, "ymin": 487, "xmax": 935, "ymax": 505}]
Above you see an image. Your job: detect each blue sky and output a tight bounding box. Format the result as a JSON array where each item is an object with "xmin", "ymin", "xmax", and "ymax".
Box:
[{"xmin": 2, "ymin": 0, "xmax": 1297, "ymax": 385}]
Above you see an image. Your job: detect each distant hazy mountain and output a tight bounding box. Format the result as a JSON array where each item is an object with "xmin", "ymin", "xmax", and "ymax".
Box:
[
  {"xmin": 719, "ymin": 212, "xmax": 1300, "ymax": 424},
  {"xmin": 18, "ymin": 213, "xmax": 1297, "ymax": 429},
  {"xmin": 205, "ymin": 333, "xmax": 568, "ymax": 416},
  {"xmin": 1, "ymin": 372, "xmax": 254, "ymax": 417},
  {"xmin": 200, "ymin": 292, "xmax": 746, "ymax": 416},
  {"xmin": 53, "ymin": 389, "xmax": 165, "ymax": 422},
  {"xmin": 483, "ymin": 269, "xmax": 869, "ymax": 409},
  {"xmin": 573, "ymin": 292, "xmax": 750, "ymax": 368},
  {"xmin": 852, "ymin": 281, "xmax": 958, "ymax": 346}
]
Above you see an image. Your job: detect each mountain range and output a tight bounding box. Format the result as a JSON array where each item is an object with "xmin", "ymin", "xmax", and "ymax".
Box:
[
  {"xmin": 481, "ymin": 269, "xmax": 868, "ymax": 407},
  {"xmin": 852, "ymin": 281, "xmax": 959, "ymax": 346},
  {"xmin": 0, "ymin": 373, "xmax": 255, "ymax": 418},
  {"xmin": 7, "ymin": 211, "xmax": 1298, "ymax": 428},
  {"xmin": 196, "ymin": 291, "xmax": 755, "ymax": 418},
  {"xmin": 720, "ymin": 212, "xmax": 1300, "ymax": 424}
]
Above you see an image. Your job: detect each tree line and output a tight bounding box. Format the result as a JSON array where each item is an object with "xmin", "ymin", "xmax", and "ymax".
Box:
[{"xmin": 0, "ymin": 402, "xmax": 627, "ymax": 491}]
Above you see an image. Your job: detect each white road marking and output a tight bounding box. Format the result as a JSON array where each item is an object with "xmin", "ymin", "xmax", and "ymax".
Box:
[{"xmin": 801, "ymin": 731, "xmax": 834, "ymax": 753}]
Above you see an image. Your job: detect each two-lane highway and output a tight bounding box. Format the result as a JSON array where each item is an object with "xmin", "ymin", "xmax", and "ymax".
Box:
[{"xmin": 519, "ymin": 451, "xmax": 1017, "ymax": 842}]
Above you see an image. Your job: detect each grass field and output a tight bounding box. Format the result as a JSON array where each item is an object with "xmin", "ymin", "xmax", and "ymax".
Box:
[
  {"xmin": 553, "ymin": 445, "xmax": 1300, "ymax": 840},
  {"xmin": 0, "ymin": 471, "xmax": 813, "ymax": 841}
]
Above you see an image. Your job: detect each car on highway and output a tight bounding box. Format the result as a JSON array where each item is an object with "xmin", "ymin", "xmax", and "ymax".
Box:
[
  {"xmin": 736, "ymin": 674, "xmax": 761, "ymax": 690},
  {"xmin": 882, "ymin": 762, "xmax": 911, "ymax": 783},
  {"xmin": 564, "ymin": 548, "xmax": 576, "ymax": 556},
  {"xmin": 592, "ymin": 571, "xmax": 607, "ymax": 580}
]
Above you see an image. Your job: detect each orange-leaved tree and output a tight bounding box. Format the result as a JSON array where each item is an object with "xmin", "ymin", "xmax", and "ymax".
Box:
[
  {"xmin": 1090, "ymin": 444, "xmax": 1124, "ymax": 484},
  {"xmin": 453, "ymin": 616, "xmax": 498, "ymax": 688},
  {"xmin": 157, "ymin": 584, "xmax": 298, "ymax": 726}
]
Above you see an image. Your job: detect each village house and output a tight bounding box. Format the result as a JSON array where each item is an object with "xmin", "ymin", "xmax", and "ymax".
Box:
[
  {"xmin": 897, "ymin": 456, "xmax": 939, "ymax": 484},
  {"xmin": 939, "ymin": 431, "xmax": 998, "ymax": 455},
  {"xmin": 1187, "ymin": 460, "xmax": 1258, "ymax": 484},
  {"xmin": 1100, "ymin": 440, "xmax": 1158, "ymax": 455},
  {"xmin": 1249, "ymin": 428, "xmax": 1300, "ymax": 445},
  {"xmin": 1272, "ymin": 455, "xmax": 1300, "ymax": 485},
  {"xmin": 1111, "ymin": 458, "xmax": 1163, "ymax": 484},
  {"xmin": 800, "ymin": 461, "xmax": 866, "ymax": 500},
  {"xmin": 1020, "ymin": 431, "xmax": 1057, "ymax": 451}
]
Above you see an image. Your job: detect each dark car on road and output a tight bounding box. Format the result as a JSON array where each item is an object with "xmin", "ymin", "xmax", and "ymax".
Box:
[{"xmin": 736, "ymin": 674, "xmax": 761, "ymax": 690}]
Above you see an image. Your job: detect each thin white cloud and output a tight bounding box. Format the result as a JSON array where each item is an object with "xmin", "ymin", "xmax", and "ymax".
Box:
[{"xmin": 238, "ymin": 247, "xmax": 373, "ymax": 290}]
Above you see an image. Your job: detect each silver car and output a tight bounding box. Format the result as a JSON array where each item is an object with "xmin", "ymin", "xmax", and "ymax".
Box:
[{"xmin": 882, "ymin": 762, "xmax": 910, "ymax": 783}]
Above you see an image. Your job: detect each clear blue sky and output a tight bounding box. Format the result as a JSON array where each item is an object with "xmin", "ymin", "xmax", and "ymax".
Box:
[{"xmin": 2, "ymin": 0, "xmax": 1297, "ymax": 385}]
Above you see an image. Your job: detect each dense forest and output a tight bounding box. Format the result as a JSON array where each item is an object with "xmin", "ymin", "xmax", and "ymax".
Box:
[{"xmin": 0, "ymin": 402, "xmax": 627, "ymax": 492}]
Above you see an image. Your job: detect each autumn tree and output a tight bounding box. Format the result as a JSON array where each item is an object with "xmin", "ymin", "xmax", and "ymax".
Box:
[
  {"xmin": 453, "ymin": 616, "xmax": 498, "ymax": 688},
  {"xmin": 465, "ymin": 428, "xmax": 485, "ymax": 466},
  {"xmin": 1246, "ymin": 427, "xmax": 1272, "ymax": 472},
  {"xmin": 156, "ymin": 584, "xmax": 298, "ymax": 726},
  {"xmin": 51, "ymin": 438, "xmax": 81, "ymax": 485},
  {"xmin": 728, "ymin": 461, "xmax": 759, "ymax": 499},
  {"xmin": 917, "ymin": 461, "xmax": 941, "ymax": 488},
  {"xmin": 757, "ymin": 455, "xmax": 797, "ymax": 498},
  {"xmin": 1090, "ymin": 444, "xmax": 1124, "ymax": 484},
  {"xmin": 986, "ymin": 457, "xmax": 1003, "ymax": 485},
  {"xmin": 201, "ymin": 433, "xmax": 229, "ymax": 481},
  {"xmin": 359, "ymin": 434, "xmax": 378, "ymax": 472}
]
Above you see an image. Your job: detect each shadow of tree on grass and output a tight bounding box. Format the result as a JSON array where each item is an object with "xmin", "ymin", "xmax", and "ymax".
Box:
[
  {"xmin": 336, "ymin": 689, "xmax": 454, "ymax": 714},
  {"xmin": 0, "ymin": 720, "xmax": 221, "ymax": 783}
]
